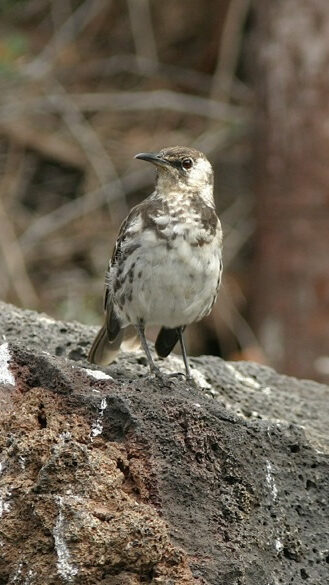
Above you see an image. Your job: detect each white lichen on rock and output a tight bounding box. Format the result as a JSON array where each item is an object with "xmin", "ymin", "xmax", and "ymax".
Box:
[
  {"xmin": 53, "ymin": 496, "xmax": 78, "ymax": 582},
  {"xmin": 0, "ymin": 342, "xmax": 15, "ymax": 386},
  {"xmin": 90, "ymin": 397, "xmax": 107, "ymax": 438},
  {"xmin": 0, "ymin": 494, "xmax": 11, "ymax": 518},
  {"xmin": 225, "ymin": 363, "xmax": 271, "ymax": 394},
  {"xmin": 9, "ymin": 561, "xmax": 22, "ymax": 583},
  {"xmin": 84, "ymin": 368, "xmax": 113, "ymax": 381},
  {"xmin": 0, "ymin": 459, "xmax": 11, "ymax": 518},
  {"xmin": 190, "ymin": 366, "xmax": 212, "ymax": 389},
  {"xmin": 266, "ymin": 461, "xmax": 278, "ymax": 501}
]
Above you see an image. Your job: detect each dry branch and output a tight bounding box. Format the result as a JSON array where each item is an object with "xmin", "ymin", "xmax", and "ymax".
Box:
[
  {"xmin": 69, "ymin": 55, "xmax": 213, "ymax": 93},
  {"xmin": 127, "ymin": 0, "xmax": 158, "ymax": 69},
  {"xmin": 19, "ymin": 168, "xmax": 152, "ymax": 250},
  {"xmin": 31, "ymin": 90, "xmax": 248, "ymax": 123},
  {"xmin": 210, "ymin": 0, "xmax": 251, "ymax": 101},
  {"xmin": 0, "ymin": 144, "xmax": 39, "ymax": 308},
  {"xmin": 45, "ymin": 80, "xmax": 124, "ymax": 194},
  {"xmin": 0, "ymin": 121, "xmax": 84, "ymax": 169},
  {"xmin": 24, "ymin": 0, "xmax": 110, "ymax": 78}
]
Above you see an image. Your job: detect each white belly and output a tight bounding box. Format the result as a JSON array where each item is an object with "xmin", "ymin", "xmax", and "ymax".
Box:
[{"xmin": 114, "ymin": 230, "xmax": 222, "ymax": 327}]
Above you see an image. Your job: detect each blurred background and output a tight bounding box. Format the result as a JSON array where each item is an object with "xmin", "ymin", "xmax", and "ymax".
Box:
[{"xmin": 0, "ymin": 0, "xmax": 328, "ymax": 383}]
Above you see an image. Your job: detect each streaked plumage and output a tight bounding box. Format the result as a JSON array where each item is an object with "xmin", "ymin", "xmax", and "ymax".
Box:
[{"xmin": 88, "ymin": 146, "xmax": 223, "ymax": 379}]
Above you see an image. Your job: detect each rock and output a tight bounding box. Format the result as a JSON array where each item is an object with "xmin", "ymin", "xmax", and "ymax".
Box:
[{"xmin": 0, "ymin": 301, "xmax": 328, "ymax": 585}]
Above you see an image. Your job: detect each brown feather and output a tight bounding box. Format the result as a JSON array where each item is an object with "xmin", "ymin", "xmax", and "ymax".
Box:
[
  {"xmin": 88, "ymin": 324, "xmax": 123, "ymax": 366},
  {"xmin": 88, "ymin": 323, "xmax": 140, "ymax": 366}
]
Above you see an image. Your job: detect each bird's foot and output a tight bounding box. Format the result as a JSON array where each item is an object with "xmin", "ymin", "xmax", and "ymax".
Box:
[
  {"xmin": 186, "ymin": 374, "xmax": 197, "ymax": 385},
  {"xmin": 168, "ymin": 371, "xmax": 184, "ymax": 379},
  {"xmin": 168, "ymin": 371, "xmax": 196, "ymax": 385},
  {"xmin": 147, "ymin": 367, "xmax": 195, "ymax": 387},
  {"xmin": 148, "ymin": 365, "xmax": 165, "ymax": 380}
]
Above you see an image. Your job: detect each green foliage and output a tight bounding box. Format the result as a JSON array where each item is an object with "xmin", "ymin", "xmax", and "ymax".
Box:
[
  {"xmin": 0, "ymin": 32, "xmax": 28, "ymax": 76},
  {"xmin": 0, "ymin": 0, "xmax": 28, "ymax": 15}
]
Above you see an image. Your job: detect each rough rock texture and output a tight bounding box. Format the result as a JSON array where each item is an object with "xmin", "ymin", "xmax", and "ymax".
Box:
[{"xmin": 0, "ymin": 301, "xmax": 328, "ymax": 585}]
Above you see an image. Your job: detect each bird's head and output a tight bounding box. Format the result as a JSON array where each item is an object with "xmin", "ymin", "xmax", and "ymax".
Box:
[{"xmin": 135, "ymin": 146, "xmax": 214, "ymax": 203}]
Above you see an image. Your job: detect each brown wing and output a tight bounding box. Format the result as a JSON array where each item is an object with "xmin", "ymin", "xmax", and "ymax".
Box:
[
  {"xmin": 103, "ymin": 204, "xmax": 141, "ymax": 311},
  {"xmin": 103, "ymin": 193, "xmax": 161, "ymax": 311}
]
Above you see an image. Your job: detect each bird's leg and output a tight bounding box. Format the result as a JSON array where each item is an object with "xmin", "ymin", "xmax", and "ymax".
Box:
[
  {"xmin": 136, "ymin": 321, "xmax": 162, "ymax": 377},
  {"xmin": 178, "ymin": 327, "xmax": 193, "ymax": 381}
]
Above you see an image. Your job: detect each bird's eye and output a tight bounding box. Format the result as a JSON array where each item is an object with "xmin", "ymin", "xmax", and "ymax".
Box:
[{"xmin": 181, "ymin": 157, "xmax": 193, "ymax": 171}]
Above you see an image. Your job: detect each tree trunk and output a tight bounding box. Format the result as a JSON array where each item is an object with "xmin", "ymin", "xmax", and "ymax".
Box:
[{"xmin": 252, "ymin": 0, "xmax": 329, "ymax": 382}]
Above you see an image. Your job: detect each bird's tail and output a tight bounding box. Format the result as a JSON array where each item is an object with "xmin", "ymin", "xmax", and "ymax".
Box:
[
  {"xmin": 155, "ymin": 327, "xmax": 180, "ymax": 358},
  {"xmin": 88, "ymin": 324, "xmax": 139, "ymax": 366}
]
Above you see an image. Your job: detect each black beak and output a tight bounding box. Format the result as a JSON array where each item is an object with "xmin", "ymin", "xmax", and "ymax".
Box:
[{"xmin": 134, "ymin": 152, "xmax": 171, "ymax": 168}]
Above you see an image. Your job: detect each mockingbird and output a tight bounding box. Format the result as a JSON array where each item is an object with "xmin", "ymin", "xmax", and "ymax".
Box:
[{"xmin": 88, "ymin": 146, "xmax": 223, "ymax": 380}]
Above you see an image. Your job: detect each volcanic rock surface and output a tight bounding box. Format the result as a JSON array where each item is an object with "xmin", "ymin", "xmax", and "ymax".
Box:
[{"xmin": 0, "ymin": 301, "xmax": 328, "ymax": 585}]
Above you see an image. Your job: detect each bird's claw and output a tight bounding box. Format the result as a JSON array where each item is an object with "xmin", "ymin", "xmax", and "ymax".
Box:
[{"xmin": 168, "ymin": 372, "xmax": 184, "ymax": 379}]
